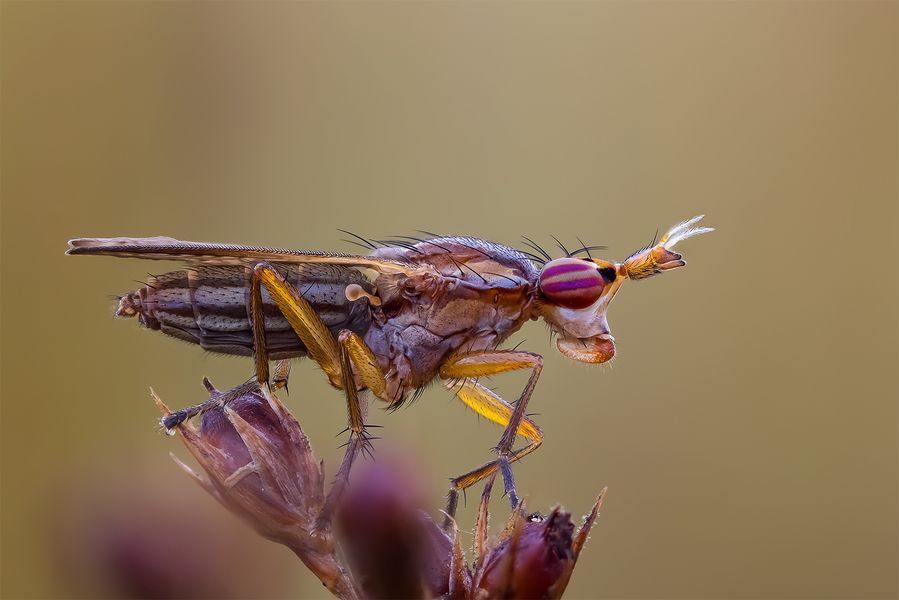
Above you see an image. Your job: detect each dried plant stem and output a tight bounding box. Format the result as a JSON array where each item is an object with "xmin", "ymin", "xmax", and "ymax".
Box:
[{"xmin": 287, "ymin": 541, "xmax": 360, "ymax": 600}]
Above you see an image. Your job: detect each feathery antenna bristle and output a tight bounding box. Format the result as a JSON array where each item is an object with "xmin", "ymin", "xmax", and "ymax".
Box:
[{"xmin": 661, "ymin": 215, "xmax": 714, "ymax": 249}]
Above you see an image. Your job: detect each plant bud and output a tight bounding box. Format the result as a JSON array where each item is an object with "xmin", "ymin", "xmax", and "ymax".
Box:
[
  {"xmin": 477, "ymin": 509, "xmax": 575, "ymax": 599},
  {"xmin": 336, "ymin": 455, "xmax": 455, "ymax": 599}
]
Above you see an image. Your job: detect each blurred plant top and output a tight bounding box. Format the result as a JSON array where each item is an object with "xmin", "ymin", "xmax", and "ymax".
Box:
[{"xmin": 154, "ymin": 381, "xmax": 606, "ymax": 600}]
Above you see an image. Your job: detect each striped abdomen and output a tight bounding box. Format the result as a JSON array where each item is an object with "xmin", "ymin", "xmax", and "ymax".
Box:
[{"xmin": 117, "ymin": 264, "xmax": 374, "ymax": 359}]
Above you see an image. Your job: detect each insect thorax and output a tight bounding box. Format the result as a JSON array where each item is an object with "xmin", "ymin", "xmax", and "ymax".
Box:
[{"xmin": 364, "ymin": 237, "xmax": 539, "ymax": 395}]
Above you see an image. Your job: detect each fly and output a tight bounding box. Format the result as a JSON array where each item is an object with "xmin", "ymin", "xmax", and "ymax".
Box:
[{"xmin": 67, "ymin": 215, "xmax": 713, "ymax": 522}]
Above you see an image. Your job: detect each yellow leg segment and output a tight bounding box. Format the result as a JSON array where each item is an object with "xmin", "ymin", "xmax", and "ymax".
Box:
[
  {"xmin": 440, "ymin": 350, "xmax": 545, "ymax": 520},
  {"xmin": 445, "ymin": 379, "xmax": 542, "ymax": 442},
  {"xmin": 440, "ymin": 350, "xmax": 543, "ymax": 453},
  {"xmin": 253, "ymin": 263, "xmax": 390, "ymax": 435},
  {"xmin": 338, "ymin": 330, "xmax": 388, "ymax": 401},
  {"xmin": 254, "ymin": 263, "xmax": 341, "ymax": 386},
  {"xmin": 450, "ymin": 439, "xmax": 543, "ymax": 493}
]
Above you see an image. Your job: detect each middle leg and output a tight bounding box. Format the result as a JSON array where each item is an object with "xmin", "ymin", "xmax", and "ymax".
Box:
[
  {"xmin": 252, "ymin": 264, "xmax": 393, "ymax": 529},
  {"xmin": 315, "ymin": 329, "xmax": 391, "ymax": 530}
]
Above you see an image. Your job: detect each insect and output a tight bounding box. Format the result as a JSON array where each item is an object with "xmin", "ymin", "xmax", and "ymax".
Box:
[{"xmin": 67, "ymin": 216, "xmax": 712, "ymax": 521}]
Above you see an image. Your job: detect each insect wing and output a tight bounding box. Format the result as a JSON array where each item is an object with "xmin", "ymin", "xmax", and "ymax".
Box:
[{"xmin": 66, "ymin": 236, "xmax": 426, "ymax": 275}]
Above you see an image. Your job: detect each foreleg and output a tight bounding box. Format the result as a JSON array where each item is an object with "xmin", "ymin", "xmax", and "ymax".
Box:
[{"xmin": 438, "ymin": 351, "xmax": 544, "ymax": 523}]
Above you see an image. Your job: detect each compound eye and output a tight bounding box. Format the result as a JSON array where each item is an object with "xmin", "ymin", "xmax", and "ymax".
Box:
[{"xmin": 538, "ymin": 257, "xmax": 606, "ymax": 309}]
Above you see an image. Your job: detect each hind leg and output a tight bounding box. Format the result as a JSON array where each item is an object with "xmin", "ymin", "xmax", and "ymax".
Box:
[
  {"xmin": 163, "ymin": 263, "xmax": 357, "ymax": 423},
  {"xmin": 160, "ymin": 262, "xmax": 342, "ymax": 428}
]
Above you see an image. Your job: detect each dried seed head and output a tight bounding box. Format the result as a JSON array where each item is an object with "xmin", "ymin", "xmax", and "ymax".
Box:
[
  {"xmin": 170, "ymin": 385, "xmax": 323, "ymax": 541},
  {"xmin": 154, "ymin": 381, "xmax": 359, "ymax": 599}
]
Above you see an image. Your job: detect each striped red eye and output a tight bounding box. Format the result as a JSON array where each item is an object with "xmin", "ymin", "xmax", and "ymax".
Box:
[{"xmin": 538, "ymin": 258, "xmax": 606, "ymax": 309}]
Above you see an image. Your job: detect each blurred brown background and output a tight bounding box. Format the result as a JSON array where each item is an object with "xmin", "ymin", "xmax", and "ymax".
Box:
[{"xmin": 2, "ymin": 2, "xmax": 896, "ymax": 598}]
